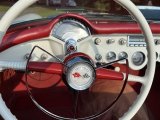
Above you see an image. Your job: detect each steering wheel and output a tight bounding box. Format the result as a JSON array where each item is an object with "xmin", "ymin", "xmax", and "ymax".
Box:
[{"xmin": 0, "ymin": 0, "xmax": 156, "ymax": 120}]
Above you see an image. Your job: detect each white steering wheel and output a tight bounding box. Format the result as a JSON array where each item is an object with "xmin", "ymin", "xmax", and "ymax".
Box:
[{"xmin": 0, "ymin": 0, "xmax": 156, "ymax": 120}]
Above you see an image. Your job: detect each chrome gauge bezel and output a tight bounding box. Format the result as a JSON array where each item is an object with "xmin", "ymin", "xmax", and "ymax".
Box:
[
  {"xmin": 51, "ymin": 19, "xmax": 91, "ymax": 42},
  {"xmin": 131, "ymin": 51, "xmax": 146, "ymax": 66}
]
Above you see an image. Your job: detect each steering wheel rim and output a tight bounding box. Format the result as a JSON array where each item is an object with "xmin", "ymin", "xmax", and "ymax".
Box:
[{"xmin": 0, "ymin": 0, "xmax": 156, "ymax": 120}]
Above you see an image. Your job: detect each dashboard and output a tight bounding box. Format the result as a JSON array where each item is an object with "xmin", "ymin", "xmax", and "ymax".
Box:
[
  {"xmin": 85, "ymin": 34, "xmax": 160, "ymax": 70},
  {"xmin": 0, "ymin": 14, "xmax": 160, "ymax": 71}
]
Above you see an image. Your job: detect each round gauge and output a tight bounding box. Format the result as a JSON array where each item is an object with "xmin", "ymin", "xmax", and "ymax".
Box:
[
  {"xmin": 118, "ymin": 52, "xmax": 128, "ymax": 60},
  {"xmin": 52, "ymin": 19, "xmax": 90, "ymax": 42},
  {"xmin": 66, "ymin": 62, "xmax": 95, "ymax": 91},
  {"xmin": 132, "ymin": 52, "xmax": 145, "ymax": 66},
  {"xmin": 106, "ymin": 52, "xmax": 116, "ymax": 61}
]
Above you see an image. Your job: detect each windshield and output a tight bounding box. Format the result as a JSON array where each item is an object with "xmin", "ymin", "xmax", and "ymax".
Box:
[{"xmin": 0, "ymin": 0, "xmax": 160, "ymax": 23}]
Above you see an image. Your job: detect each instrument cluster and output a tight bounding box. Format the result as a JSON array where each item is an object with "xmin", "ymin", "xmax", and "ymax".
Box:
[
  {"xmin": 50, "ymin": 19, "xmax": 160, "ymax": 70},
  {"xmin": 78, "ymin": 34, "xmax": 160, "ymax": 70},
  {"xmin": 47, "ymin": 18, "xmax": 158, "ymax": 70}
]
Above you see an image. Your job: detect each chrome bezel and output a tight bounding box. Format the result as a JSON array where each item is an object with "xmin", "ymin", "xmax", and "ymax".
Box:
[
  {"xmin": 131, "ymin": 51, "xmax": 146, "ymax": 66},
  {"xmin": 51, "ymin": 19, "xmax": 90, "ymax": 42}
]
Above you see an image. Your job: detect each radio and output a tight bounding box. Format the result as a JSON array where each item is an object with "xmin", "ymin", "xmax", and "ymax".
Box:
[{"xmin": 128, "ymin": 35, "xmax": 146, "ymax": 47}]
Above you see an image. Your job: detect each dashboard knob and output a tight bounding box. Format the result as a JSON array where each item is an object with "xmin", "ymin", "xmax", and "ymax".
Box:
[
  {"xmin": 106, "ymin": 39, "xmax": 115, "ymax": 44},
  {"xmin": 24, "ymin": 53, "xmax": 31, "ymax": 60},
  {"xmin": 119, "ymin": 38, "xmax": 127, "ymax": 45},
  {"xmin": 95, "ymin": 54, "xmax": 102, "ymax": 61},
  {"xmin": 41, "ymin": 54, "xmax": 48, "ymax": 60},
  {"xmin": 94, "ymin": 38, "xmax": 101, "ymax": 45},
  {"xmin": 132, "ymin": 52, "xmax": 145, "ymax": 66},
  {"xmin": 118, "ymin": 52, "xmax": 128, "ymax": 59},
  {"xmin": 155, "ymin": 39, "xmax": 160, "ymax": 45},
  {"xmin": 106, "ymin": 52, "xmax": 116, "ymax": 61}
]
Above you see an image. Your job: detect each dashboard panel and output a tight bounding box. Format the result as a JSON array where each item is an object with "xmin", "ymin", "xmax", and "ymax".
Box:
[
  {"xmin": 78, "ymin": 34, "xmax": 160, "ymax": 70},
  {"xmin": 0, "ymin": 14, "xmax": 160, "ymax": 71},
  {"xmin": 0, "ymin": 34, "xmax": 159, "ymax": 71}
]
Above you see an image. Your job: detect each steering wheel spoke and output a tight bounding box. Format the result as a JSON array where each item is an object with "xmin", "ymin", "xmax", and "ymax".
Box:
[
  {"xmin": 96, "ymin": 68, "xmax": 145, "ymax": 84},
  {"xmin": 126, "ymin": 74, "xmax": 145, "ymax": 84},
  {"xmin": 27, "ymin": 62, "xmax": 64, "ymax": 75},
  {"xmin": 96, "ymin": 68, "xmax": 124, "ymax": 81}
]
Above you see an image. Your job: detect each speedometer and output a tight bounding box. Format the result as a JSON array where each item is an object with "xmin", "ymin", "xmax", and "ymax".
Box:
[{"xmin": 51, "ymin": 19, "xmax": 90, "ymax": 41}]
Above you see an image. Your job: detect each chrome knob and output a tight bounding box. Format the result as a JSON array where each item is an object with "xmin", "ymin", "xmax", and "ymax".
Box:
[
  {"xmin": 119, "ymin": 38, "xmax": 127, "ymax": 45},
  {"xmin": 155, "ymin": 39, "xmax": 160, "ymax": 45},
  {"xmin": 94, "ymin": 38, "xmax": 101, "ymax": 45},
  {"xmin": 41, "ymin": 54, "xmax": 48, "ymax": 60},
  {"xmin": 132, "ymin": 52, "xmax": 145, "ymax": 66},
  {"xmin": 106, "ymin": 39, "xmax": 115, "ymax": 44},
  {"xmin": 106, "ymin": 52, "xmax": 116, "ymax": 61},
  {"xmin": 24, "ymin": 53, "xmax": 31, "ymax": 60},
  {"xmin": 95, "ymin": 54, "xmax": 102, "ymax": 61}
]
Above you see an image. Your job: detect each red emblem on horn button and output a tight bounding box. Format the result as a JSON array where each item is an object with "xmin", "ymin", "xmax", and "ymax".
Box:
[{"xmin": 73, "ymin": 72, "xmax": 81, "ymax": 78}]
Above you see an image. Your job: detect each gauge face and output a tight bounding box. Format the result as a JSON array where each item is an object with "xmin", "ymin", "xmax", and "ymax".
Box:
[
  {"xmin": 118, "ymin": 52, "xmax": 128, "ymax": 59},
  {"xmin": 52, "ymin": 19, "xmax": 90, "ymax": 41},
  {"xmin": 132, "ymin": 52, "xmax": 145, "ymax": 66},
  {"xmin": 106, "ymin": 51, "xmax": 116, "ymax": 61},
  {"xmin": 67, "ymin": 62, "xmax": 95, "ymax": 91}
]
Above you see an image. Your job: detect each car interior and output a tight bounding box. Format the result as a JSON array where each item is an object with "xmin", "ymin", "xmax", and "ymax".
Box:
[{"xmin": 0, "ymin": 0, "xmax": 160, "ymax": 120}]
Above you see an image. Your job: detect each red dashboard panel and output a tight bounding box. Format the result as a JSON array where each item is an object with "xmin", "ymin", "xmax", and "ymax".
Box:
[{"xmin": 1, "ymin": 13, "xmax": 160, "ymax": 52}]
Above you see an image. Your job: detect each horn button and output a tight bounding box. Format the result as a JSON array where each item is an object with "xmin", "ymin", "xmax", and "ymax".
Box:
[{"xmin": 64, "ymin": 54, "xmax": 95, "ymax": 91}]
